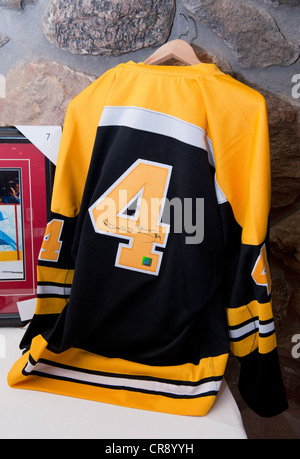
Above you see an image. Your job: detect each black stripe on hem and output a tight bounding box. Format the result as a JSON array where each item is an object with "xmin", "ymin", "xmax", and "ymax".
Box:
[
  {"xmin": 36, "ymin": 357, "xmax": 223, "ymax": 388},
  {"xmin": 36, "ymin": 294, "xmax": 70, "ymax": 299},
  {"xmin": 26, "ymin": 370, "xmax": 220, "ymax": 400},
  {"xmin": 37, "ymin": 281, "xmax": 72, "ymax": 288}
]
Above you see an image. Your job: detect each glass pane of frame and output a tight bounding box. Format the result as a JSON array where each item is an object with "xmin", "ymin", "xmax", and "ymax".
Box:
[{"xmin": 0, "ymin": 127, "xmax": 53, "ymax": 326}]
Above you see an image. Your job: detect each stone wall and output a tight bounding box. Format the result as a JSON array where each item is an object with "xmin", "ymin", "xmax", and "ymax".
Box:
[{"xmin": 0, "ymin": 0, "xmax": 299, "ymax": 410}]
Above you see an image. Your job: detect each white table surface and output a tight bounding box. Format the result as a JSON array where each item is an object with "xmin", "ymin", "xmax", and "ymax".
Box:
[{"xmin": 0, "ymin": 327, "xmax": 247, "ymax": 439}]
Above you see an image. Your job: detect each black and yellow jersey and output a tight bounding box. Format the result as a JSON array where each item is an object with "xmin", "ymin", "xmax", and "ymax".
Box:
[{"xmin": 8, "ymin": 61, "xmax": 288, "ymax": 417}]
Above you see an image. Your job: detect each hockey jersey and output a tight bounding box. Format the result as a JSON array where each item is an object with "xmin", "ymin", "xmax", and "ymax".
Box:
[{"xmin": 8, "ymin": 61, "xmax": 288, "ymax": 417}]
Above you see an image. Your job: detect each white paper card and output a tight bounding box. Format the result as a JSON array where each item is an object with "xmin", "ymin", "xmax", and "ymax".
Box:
[
  {"xmin": 17, "ymin": 297, "xmax": 37, "ymax": 322},
  {"xmin": 15, "ymin": 126, "xmax": 62, "ymax": 165}
]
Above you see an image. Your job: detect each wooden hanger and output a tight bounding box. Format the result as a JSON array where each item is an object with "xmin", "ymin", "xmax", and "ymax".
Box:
[{"xmin": 144, "ymin": 39, "xmax": 201, "ymax": 66}]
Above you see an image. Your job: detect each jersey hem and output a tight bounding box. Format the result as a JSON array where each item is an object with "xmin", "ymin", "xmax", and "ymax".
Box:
[{"xmin": 7, "ymin": 335, "xmax": 229, "ymax": 417}]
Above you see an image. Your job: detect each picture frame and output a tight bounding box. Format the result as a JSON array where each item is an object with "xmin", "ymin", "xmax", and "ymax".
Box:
[{"xmin": 0, "ymin": 127, "xmax": 53, "ymax": 326}]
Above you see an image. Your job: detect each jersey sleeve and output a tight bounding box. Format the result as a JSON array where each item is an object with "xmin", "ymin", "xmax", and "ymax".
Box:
[
  {"xmin": 205, "ymin": 77, "xmax": 288, "ymax": 417},
  {"xmin": 20, "ymin": 69, "xmax": 116, "ymax": 350}
]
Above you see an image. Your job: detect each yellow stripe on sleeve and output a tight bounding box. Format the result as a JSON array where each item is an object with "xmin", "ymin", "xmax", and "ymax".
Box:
[{"xmin": 226, "ymin": 300, "xmax": 277, "ymax": 357}]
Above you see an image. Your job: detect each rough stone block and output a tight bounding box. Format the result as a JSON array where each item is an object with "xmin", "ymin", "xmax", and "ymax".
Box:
[
  {"xmin": 43, "ymin": 0, "xmax": 176, "ymax": 56},
  {"xmin": 182, "ymin": 0, "xmax": 299, "ymax": 68}
]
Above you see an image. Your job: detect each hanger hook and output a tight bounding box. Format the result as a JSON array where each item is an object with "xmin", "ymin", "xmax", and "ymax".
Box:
[
  {"xmin": 188, "ymin": 15, "xmax": 198, "ymax": 44},
  {"xmin": 178, "ymin": 12, "xmax": 189, "ymax": 40}
]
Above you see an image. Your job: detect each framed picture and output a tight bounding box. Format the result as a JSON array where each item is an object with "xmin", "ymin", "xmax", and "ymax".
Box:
[{"xmin": 0, "ymin": 127, "xmax": 53, "ymax": 326}]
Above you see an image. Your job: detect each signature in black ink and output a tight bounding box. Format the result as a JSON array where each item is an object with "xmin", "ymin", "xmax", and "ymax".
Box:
[{"xmin": 103, "ymin": 218, "xmax": 162, "ymax": 242}]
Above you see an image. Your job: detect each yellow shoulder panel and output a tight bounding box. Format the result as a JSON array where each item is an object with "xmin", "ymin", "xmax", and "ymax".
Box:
[
  {"xmin": 203, "ymin": 76, "xmax": 270, "ymax": 245},
  {"xmin": 51, "ymin": 68, "xmax": 117, "ymax": 217}
]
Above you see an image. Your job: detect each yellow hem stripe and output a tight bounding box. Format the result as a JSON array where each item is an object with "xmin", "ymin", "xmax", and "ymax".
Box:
[{"xmin": 7, "ymin": 334, "xmax": 229, "ymax": 416}]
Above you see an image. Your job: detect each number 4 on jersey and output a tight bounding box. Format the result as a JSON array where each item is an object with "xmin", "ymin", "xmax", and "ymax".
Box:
[
  {"xmin": 89, "ymin": 159, "xmax": 172, "ymax": 276},
  {"xmin": 38, "ymin": 219, "xmax": 64, "ymax": 262},
  {"xmin": 251, "ymin": 243, "xmax": 272, "ymax": 295}
]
